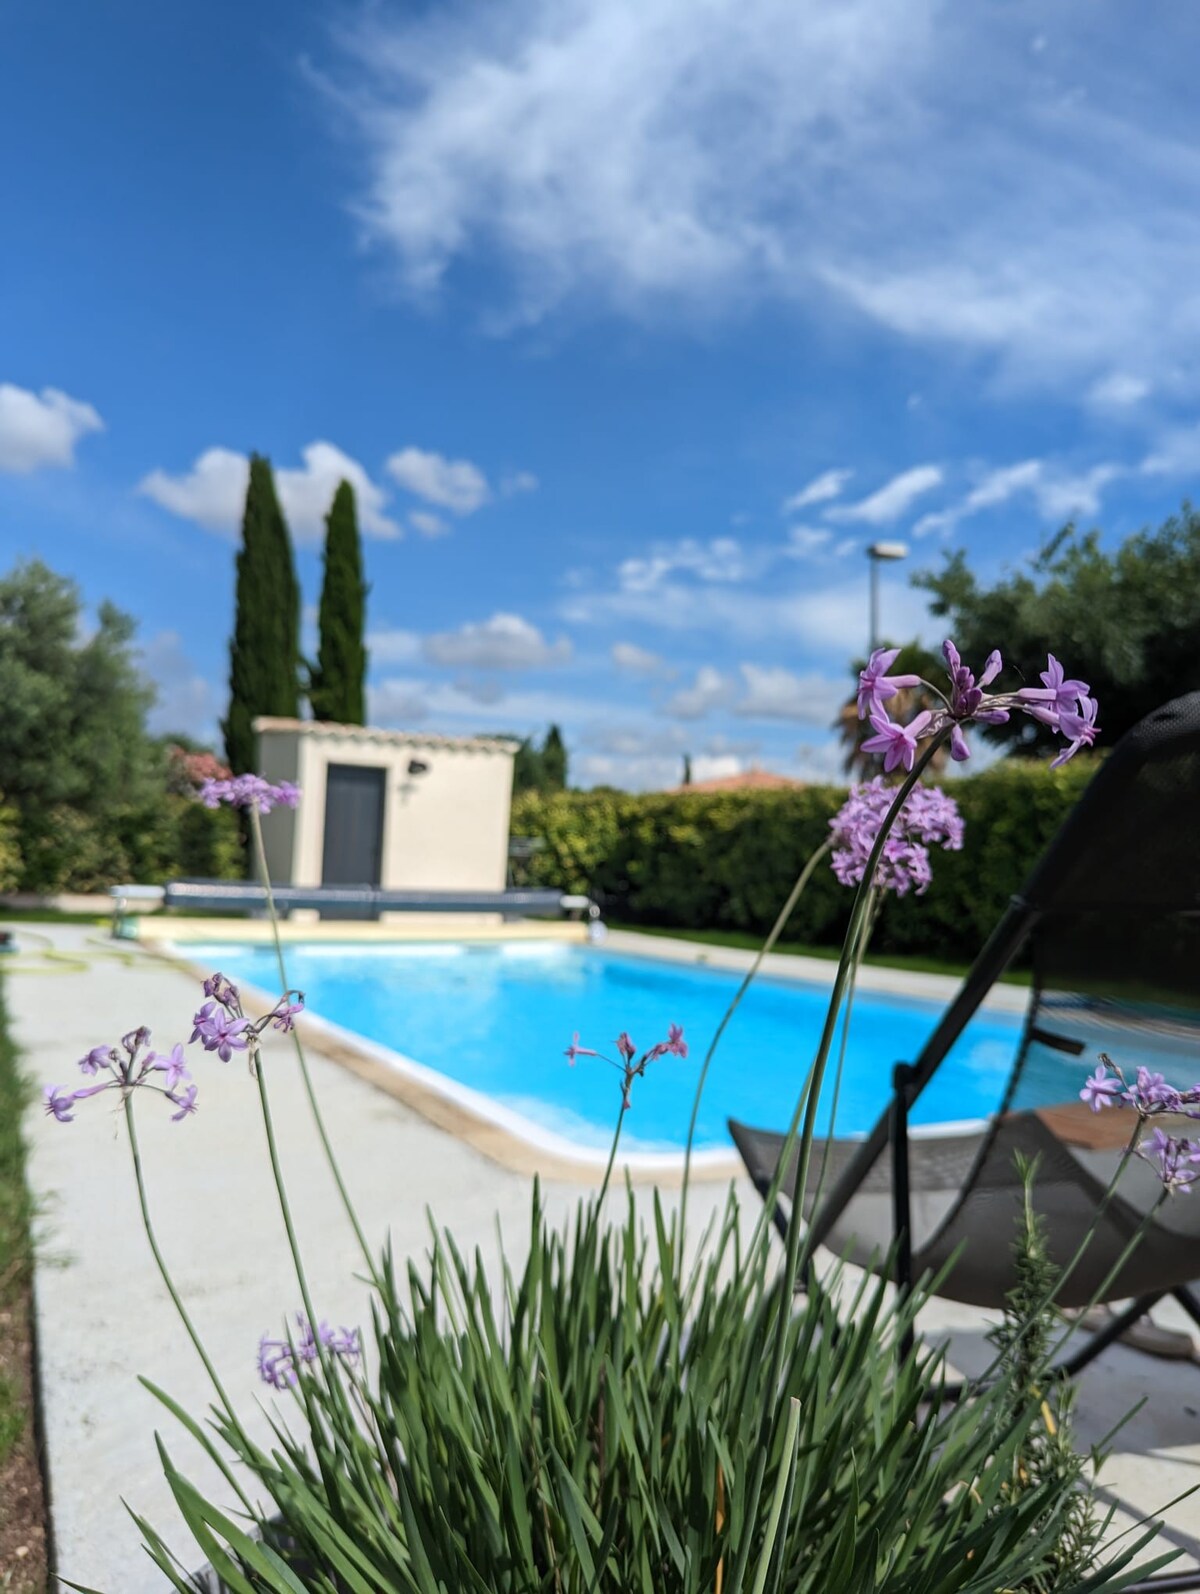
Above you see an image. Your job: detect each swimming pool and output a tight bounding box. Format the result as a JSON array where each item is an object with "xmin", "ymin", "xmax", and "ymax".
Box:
[{"xmin": 177, "ymin": 939, "xmax": 1030, "ymax": 1155}]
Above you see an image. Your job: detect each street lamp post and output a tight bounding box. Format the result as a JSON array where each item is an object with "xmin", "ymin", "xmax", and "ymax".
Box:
[{"xmin": 866, "ymin": 540, "xmax": 909, "ymax": 654}]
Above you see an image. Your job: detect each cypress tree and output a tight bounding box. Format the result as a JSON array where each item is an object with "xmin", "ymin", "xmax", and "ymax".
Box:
[
  {"xmin": 222, "ymin": 454, "xmax": 301, "ymax": 774},
  {"xmin": 541, "ymin": 724, "xmax": 568, "ymax": 791},
  {"xmin": 310, "ymin": 479, "xmax": 368, "ymax": 724}
]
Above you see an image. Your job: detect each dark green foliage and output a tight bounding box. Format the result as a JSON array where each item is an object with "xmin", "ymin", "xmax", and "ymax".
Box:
[
  {"xmin": 0, "ymin": 561, "xmax": 243, "ymax": 888},
  {"xmin": 223, "ymin": 456, "xmax": 301, "ymax": 774},
  {"xmin": 513, "ymin": 726, "xmax": 569, "ymax": 794},
  {"xmin": 309, "ymin": 480, "xmax": 368, "ymax": 725},
  {"xmin": 0, "ymin": 984, "xmax": 33, "ymax": 1466},
  {"xmin": 0, "ymin": 561, "xmax": 157, "ymax": 816},
  {"xmin": 541, "ymin": 722, "xmax": 568, "ymax": 790},
  {"xmin": 511, "ymin": 757, "xmax": 1094, "ymax": 964},
  {"xmin": 915, "ymin": 507, "xmax": 1200, "ymax": 752},
  {"xmin": 513, "ymin": 736, "xmax": 543, "ymax": 793},
  {"xmin": 139, "ymin": 1185, "xmax": 1160, "ymax": 1592},
  {"xmin": 989, "ymin": 1159, "xmax": 1107, "ymax": 1591},
  {"xmin": 682, "ymin": 753, "xmax": 692, "ymax": 786},
  {"xmin": 0, "ymin": 560, "xmax": 172, "ymax": 890}
]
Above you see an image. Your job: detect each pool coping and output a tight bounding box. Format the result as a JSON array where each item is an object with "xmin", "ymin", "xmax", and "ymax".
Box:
[
  {"xmin": 600, "ymin": 928, "xmax": 1031, "ymax": 1015},
  {"xmin": 143, "ymin": 924, "xmax": 1027, "ymax": 1184}
]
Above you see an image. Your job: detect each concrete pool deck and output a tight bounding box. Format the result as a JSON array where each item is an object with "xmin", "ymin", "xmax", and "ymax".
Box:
[{"xmin": 10, "ymin": 922, "xmax": 1200, "ymax": 1590}]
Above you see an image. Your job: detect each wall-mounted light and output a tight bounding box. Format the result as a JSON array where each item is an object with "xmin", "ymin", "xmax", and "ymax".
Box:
[{"xmin": 407, "ymin": 758, "xmax": 430, "ymax": 777}]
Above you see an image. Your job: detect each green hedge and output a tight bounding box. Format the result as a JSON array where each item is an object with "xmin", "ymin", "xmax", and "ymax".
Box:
[
  {"xmin": 11, "ymin": 795, "xmax": 243, "ymax": 894},
  {"xmin": 511, "ymin": 758, "xmax": 1095, "ymax": 964}
]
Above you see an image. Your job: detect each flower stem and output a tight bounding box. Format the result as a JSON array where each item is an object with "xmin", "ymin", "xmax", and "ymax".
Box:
[
  {"xmin": 249, "ymin": 1042, "xmax": 320, "ymax": 1339},
  {"xmin": 247, "ymin": 804, "xmax": 376, "ymax": 1278},
  {"xmin": 726, "ymin": 734, "xmax": 949, "ymax": 1594},
  {"xmin": 122, "ymin": 1094, "xmax": 247, "ymax": 1453},
  {"xmin": 596, "ymin": 1097, "xmax": 630, "ymax": 1212},
  {"xmin": 678, "ymin": 836, "xmax": 833, "ymax": 1253}
]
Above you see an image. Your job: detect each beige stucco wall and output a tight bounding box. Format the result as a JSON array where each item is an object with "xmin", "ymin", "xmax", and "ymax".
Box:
[
  {"xmin": 254, "ymin": 722, "xmax": 516, "ymax": 894},
  {"xmin": 257, "ymin": 728, "xmax": 302, "ymax": 885}
]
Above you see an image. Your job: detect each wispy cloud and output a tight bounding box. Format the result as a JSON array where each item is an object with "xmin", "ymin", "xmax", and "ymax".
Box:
[
  {"xmin": 913, "ymin": 457, "xmax": 1122, "ymax": 539},
  {"xmin": 423, "ymin": 611, "xmax": 571, "ymax": 669},
  {"xmin": 611, "ymin": 641, "xmax": 669, "ymax": 675},
  {"xmin": 329, "ymin": 1, "xmax": 1200, "ymax": 395},
  {"xmin": 825, "ymin": 465, "xmax": 943, "ymax": 525},
  {"xmin": 367, "ymin": 624, "xmax": 422, "ymax": 664},
  {"xmin": 734, "ymin": 664, "xmax": 845, "ymax": 724},
  {"xmin": 783, "ymin": 469, "xmax": 853, "ymax": 513},
  {"xmin": 617, "ymin": 537, "xmax": 754, "ymax": 593},
  {"xmin": 0, "ymin": 383, "xmax": 103, "ymax": 473},
  {"xmin": 665, "ymin": 666, "xmax": 733, "ymax": 720},
  {"xmin": 564, "ymin": 568, "xmax": 931, "ymax": 652},
  {"xmin": 386, "ymin": 446, "xmax": 492, "ymax": 514}
]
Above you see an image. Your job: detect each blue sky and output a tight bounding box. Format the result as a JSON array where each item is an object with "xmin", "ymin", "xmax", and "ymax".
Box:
[{"xmin": 3, "ymin": 0, "xmax": 1200, "ymax": 788}]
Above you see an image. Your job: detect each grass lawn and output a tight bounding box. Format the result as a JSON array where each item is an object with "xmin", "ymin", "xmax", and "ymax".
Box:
[
  {"xmin": 0, "ymin": 982, "xmax": 48, "ymax": 1590},
  {"xmin": 609, "ymin": 920, "xmax": 1032, "ymax": 986}
]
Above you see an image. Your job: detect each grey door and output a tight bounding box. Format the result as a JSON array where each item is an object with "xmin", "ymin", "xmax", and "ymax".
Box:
[{"xmin": 321, "ymin": 765, "xmax": 387, "ymax": 898}]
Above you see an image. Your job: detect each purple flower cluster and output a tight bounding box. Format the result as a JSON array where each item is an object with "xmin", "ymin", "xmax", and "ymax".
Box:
[
  {"xmin": 44, "ymin": 1026, "xmax": 197, "ymax": 1124},
  {"xmin": 257, "ymin": 1314, "xmax": 361, "ymax": 1390},
  {"xmin": 1079, "ymin": 1056, "xmax": 1200, "ymax": 1195},
  {"xmin": 46, "ymin": 975, "xmax": 305, "ymax": 1125},
  {"xmin": 188, "ymin": 974, "xmax": 304, "ymax": 1064},
  {"xmin": 199, "ymin": 774, "xmax": 301, "ymax": 813},
  {"xmin": 829, "ymin": 778, "xmax": 964, "ymax": 897},
  {"xmin": 858, "ymin": 643, "xmax": 1100, "ymax": 771},
  {"xmin": 566, "ymin": 1023, "xmax": 688, "ymax": 1108}
]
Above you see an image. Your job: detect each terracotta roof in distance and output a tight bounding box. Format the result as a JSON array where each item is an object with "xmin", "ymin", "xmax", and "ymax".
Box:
[{"xmin": 667, "ymin": 766, "xmax": 807, "ymax": 793}]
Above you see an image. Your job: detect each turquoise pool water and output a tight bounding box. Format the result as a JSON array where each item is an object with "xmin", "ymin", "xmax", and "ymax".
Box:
[{"xmin": 180, "ymin": 940, "xmax": 1031, "ymax": 1153}]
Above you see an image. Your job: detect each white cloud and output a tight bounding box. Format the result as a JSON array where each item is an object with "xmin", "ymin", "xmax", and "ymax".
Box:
[
  {"xmin": 825, "ymin": 465, "xmax": 943, "ymax": 525},
  {"xmin": 783, "ymin": 469, "xmax": 853, "ymax": 513},
  {"xmin": 330, "ymin": 1, "xmax": 1200, "ymax": 398},
  {"xmin": 1032, "ymin": 464, "xmax": 1121, "ymax": 522},
  {"xmin": 0, "ymin": 383, "xmax": 103, "ymax": 474},
  {"xmin": 611, "ymin": 641, "xmax": 667, "ymax": 674},
  {"xmin": 367, "ymin": 625, "xmax": 422, "ymax": 664},
  {"xmin": 1142, "ymin": 423, "xmax": 1200, "ymax": 478},
  {"xmin": 501, "ymin": 469, "xmax": 539, "ymax": 495},
  {"xmin": 367, "ymin": 680, "xmax": 432, "ymax": 725},
  {"xmin": 564, "ymin": 568, "xmax": 932, "ymax": 654},
  {"xmin": 140, "ymin": 631, "xmax": 217, "ymax": 741},
  {"xmin": 139, "ymin": 442, "xmax": 400, "ymax": 542},
  {"xmin": 914, "ymin": 458, "xmax": 1121, "ymax": 538},
  {"xmin": 617, "ymin": 537, "xmax": 753, "ymax": 594},
  {"xmin": 278, "ymin": 442, "xmax": 400, "ymax": 540},
  {"xmin": 734, "ymin": 664, "xmax": 845, "ymax": 724},
  {"xmin": 452, "ymin": 675, "xmax": 507, "ymax": 705},
  {"xmin": 665, "ymin": 666, "xmax": 733, "ymax": 720},
  {"xmin": 423, "ymin": 612, "xmax": 572, "ymax": 669},
  {"xmin": 1087, "ymin": 372, "xmax": 1150, "ymax": 408},
  {"xmin": 386, "ymin": 446, "xmax": 490, "ymax": 514},
  {"xmin": 139, "ymin": 447, "xmax": 248, "ymax": 534},
  {"xmin": 410, "ymin": 509, "xmax": 449, "ymax": 537},
  {"xmin": 785, "ymin": 525, "xmax": 833, "ymax": 557}
]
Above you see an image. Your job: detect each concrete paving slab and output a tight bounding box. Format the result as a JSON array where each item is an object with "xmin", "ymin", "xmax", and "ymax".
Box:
[{"xmin": 9, "ymin": 924, "xmax": 1200, "ymax": 1590}]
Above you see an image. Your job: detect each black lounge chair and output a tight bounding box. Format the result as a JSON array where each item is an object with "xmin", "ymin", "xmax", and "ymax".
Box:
[{"xmin": 730, "ymin": 692, "xmax": 1200, "ymax": 1375}]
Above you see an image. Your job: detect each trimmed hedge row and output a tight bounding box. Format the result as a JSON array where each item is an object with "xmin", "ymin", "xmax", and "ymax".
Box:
[
  {"xmin": 511, "ymin": 758, "xmax": 1095, "ymax": 964},
  {"xmin": 11, "ymin": 795, "xmax": 242, "ymax": 894}
]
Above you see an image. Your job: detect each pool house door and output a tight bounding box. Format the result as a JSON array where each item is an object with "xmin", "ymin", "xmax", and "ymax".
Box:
[{"xmin": 321, "ymin": 764, "xmax": 386, "ymax": 913}]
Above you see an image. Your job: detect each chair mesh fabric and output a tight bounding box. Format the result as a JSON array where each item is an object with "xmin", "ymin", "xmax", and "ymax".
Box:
[{"xmin": 730, "ymin": 692, "xmax": 1200, "ymax": 1310}]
